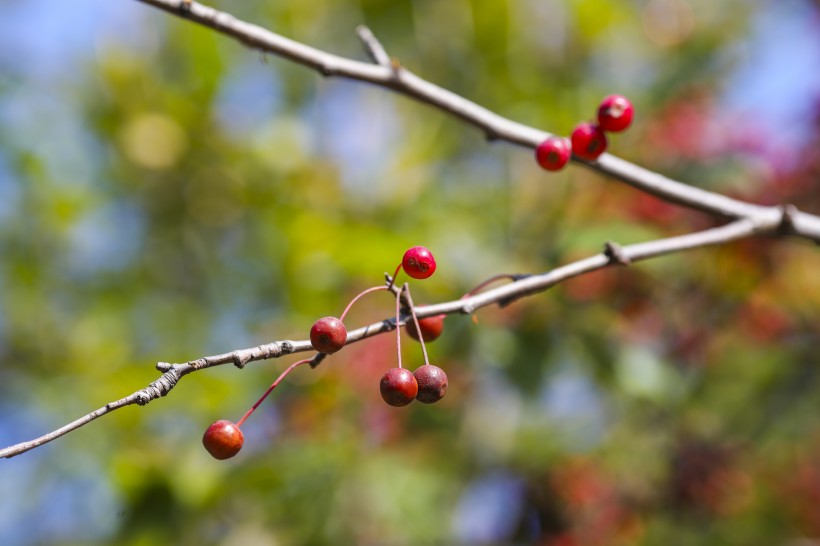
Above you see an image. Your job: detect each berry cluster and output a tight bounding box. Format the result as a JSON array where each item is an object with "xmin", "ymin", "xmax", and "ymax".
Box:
[
  {"xmin": 535, "ymin": 94, "xmax": 634, "ymax": 171},
  {"xmin": 202, "ymin": 245, "xmax": 449, "ymax": 459}
]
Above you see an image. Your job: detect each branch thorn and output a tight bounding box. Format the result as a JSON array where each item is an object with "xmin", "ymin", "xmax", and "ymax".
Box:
[{"xmin": 604, "ymin": 241, "xmax": 631, "ymax": 265}]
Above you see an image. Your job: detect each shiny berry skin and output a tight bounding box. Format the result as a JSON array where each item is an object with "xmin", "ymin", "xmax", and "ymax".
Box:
[
  {"xmin": 202, "ymin": 420, "xmax": 244, "ymax": 460},
  {"xmin": 406, "ymin": 314, "xmax": 446, "ymax": 343},
  {"xmin": 535, "ymin": 136, "xmax": 572, "ymax": 171},
  {"xmin": 571, "ymin": 123, "xmax": 608, "ymax": 161},
  {"xmin": 413, "ymin": 364, "xmax": 448, "ymax": 404},
  {"xmin": 597, "ymin": 94, "xmax": 634, "ymax": 133},
  {"xmin": 379, "ymin": 367, "xmax": 418, "ymax": 407},
  {"xmin": 402, "ymin": 246, "xmax": 436, "ymax": 280},
  {"xmin": 310, "ymin": 316, "xmax": 347, "ymax": 354}
]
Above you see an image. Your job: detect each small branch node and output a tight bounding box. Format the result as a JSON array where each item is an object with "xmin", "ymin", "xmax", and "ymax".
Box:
[
  {"xmin": 497, "ymin": 296, "xmax": 518, "ymax": 308},
  {"xmin": 318, "ymin": 63, "xmax": 336, "ymax": 77},
  {"xmin": 384, "ymin": 273, "xmax": 403, "ymax": 296},
  {"xmin": 232, "ymin": 350, "xmax": 249, "ymax": 369},
  {"xmin": 310, "ymin": 352, "xmax": 327, "ymax": 369},
  {"xmin": 382, "ymin": 318, "xmax": 397, "ymax": 331},
  {"xmin": 155, "ymin": 361, "xmax": 172, "ymax": 372},
  {"xmin": 389, "ymin": 57, "xmax": 403, "ymax": 78},
  {"xmin": 135, "ymin": 370, "xmax": 182, "ymax": 406},
  {"xmin": 180, "ymin": 0, "xmax": 192, "ymax": 13},
  {"xmin": 189, "ymin": 358, "xmax": 208, "ymax": 370},
  {"xmin": 777, "ymin": 204, "xmax": 799, "ymax": 235},
  {"xmin": 604, "ymin": 241, "xmax": 631, "ymax": 265},
  {"xmin": 279, "ymin": 340, "xmax": 294, "ymax": 355}
]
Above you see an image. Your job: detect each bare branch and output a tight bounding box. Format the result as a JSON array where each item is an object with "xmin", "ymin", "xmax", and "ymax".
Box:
[{"xmin": 132, "ymin": 0, "xmax": 820, "ymax": 242}]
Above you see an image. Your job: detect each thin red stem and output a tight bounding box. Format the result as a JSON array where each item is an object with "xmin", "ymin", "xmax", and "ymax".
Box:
[
  {"xmin": 236, "ymin": 358, "xmax": 311, "ymax": 428},
  {"xmin": 403, "ymin": 284, "xmax": 430, "ymax": 367},
  {"xmin": 395, "ymin": 286, "xmax": 403, "ymax": 368},
  {"xmin": 461, "ymin": 274, "xmax": 520, "ymax": 298},
  {"xmin": 339, "ymin": 285, "xmax": 388, "ymax": 322},
  {"xmin": 386, "ymin": 263, "xmax": 402, "ymax": 291}
]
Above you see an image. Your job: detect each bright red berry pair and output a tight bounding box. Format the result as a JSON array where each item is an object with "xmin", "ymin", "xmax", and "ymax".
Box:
[
  {"xmin": 535, "ymin": 94, "xmax": 634, "ymax": 169},
  {"xmin": 571, "ymin": 94, "xmax": 634, "ymax": 161},
  {"xmin": 380, "ymin": 364, "xmax": 448, "ymax": 406}
]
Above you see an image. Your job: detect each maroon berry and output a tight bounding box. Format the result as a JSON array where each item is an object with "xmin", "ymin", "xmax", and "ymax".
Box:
[
  {"xmin": 406, "ymin": 314, "xmax": 446, "ymax": 343},
  {"xmin": 597, "ymin": 94, "xmax": 634, "ymax": 133},
  {"xmin": 402, "ymin": 246, "xmax": 436, "ymax": 280},
  {"xmin": 202, "ymin": 420, "xmax": 244, "ymax": 460},
  {"xmin": 413, "ymin": 364, "xmax": 448, "ymax": 404},
  {"xmin": 571, "ymin": 123, "xmax": 608, "ymax": 161},
  {"xmin": 379, "ymin": 367, "xmax": 418, "ymax": 407},
  {"xmin": 310, "ymin": 316, "xmax": 347, "ymax": 354},
  {"xmin": 535, "ymin": 137, "xmax": 572, "ymax": 171}
]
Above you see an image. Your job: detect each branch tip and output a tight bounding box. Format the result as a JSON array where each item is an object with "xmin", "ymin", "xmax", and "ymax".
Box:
[{"xmin": 355, "ymin": 25, "xmax": 391, "ymax": 67}]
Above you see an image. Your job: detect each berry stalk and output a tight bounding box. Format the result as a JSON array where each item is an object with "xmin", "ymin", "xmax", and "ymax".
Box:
[
  {"xmin": 394, "ymin": 286, "xmax": 404, "ymax": 368},
  {"xmin": 339, "ymin": 285, "xmax": 388, "ymax": 321},
  {"xmin": 236, "ymin": 358, "xmax": 312, "ymax": 427},
  {"xmin": 403, "ymin": 284, "xmax": 431, "ymax": 367}
]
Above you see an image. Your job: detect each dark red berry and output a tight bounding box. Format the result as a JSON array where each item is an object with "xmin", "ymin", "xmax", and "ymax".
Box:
[
  {"xmin": 597, "ymin": 94, "xmax": 634, "ymax": 133},
  {"xmin": 202, "ymin": 420, "xmax": 244, "ymax": 460},
  {"xmin": 535, "ymin": 137, "xmax": 572, "ymax": 171},
  {"xmin": 310, "ymin": 316, "xmax": 347, "ymax": 354},
  {"xmin": 379, "ymin": 367, "xmax": 418, "ymax": 407},
  {"xmin": 406, "ymin": 314, "xmax": 446, "ymax": 343},
  {"xmin": 413, "ymin": 364, "xmax": 448, "ymax": 404},
  {"xmin": 571, "ymin": 123, "xmax": 608, "ymax": 161},
  {"xmin": 402, "ymin": 246, "xmax": 436, "ymax": 280}
]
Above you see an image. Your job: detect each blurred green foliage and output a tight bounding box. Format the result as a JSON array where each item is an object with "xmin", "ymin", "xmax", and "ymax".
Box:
[{"xmin": 1, "ymin": 0, "xmax": 819, "ymax": 544}]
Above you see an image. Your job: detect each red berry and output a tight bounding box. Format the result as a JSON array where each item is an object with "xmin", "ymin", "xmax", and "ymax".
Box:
[
  {"xmin": 379, "ymin": 367, "xmax": 418, "ymax": 407},
  {"xmin": 413, "ymin": 364, "xmax": 448, "ymax": 404},
  {"xmin": 406, "ymin": 314, "xmax": 446, "ymax": 343},
  {"xmin": 202, "ymin": 420, "xmax": 244, "ymax": 460},
  {"xmin": 571, "ymin": 123, "xmax": 608, "ymax": 161},
  {"xmin": 535, "ymin": 137, "xmax": 572, "ymax": 171},
  {"xmin": 597, "ymin": 94, "xmax": 634, "ymax": 133},
  {"xmin": 402, "ymin": 246, "xmax": 436, "ymax": 280},
  {"xmin": 310, "ymin": 316, "xmax": 347, "ymax": 354}
]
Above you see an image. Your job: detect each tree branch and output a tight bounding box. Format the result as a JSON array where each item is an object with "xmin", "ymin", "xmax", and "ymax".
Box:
[
  {"xmin": 0, "ymin": 217, "xmax": 779, "ymax": 459},
  {"xmin": 133, "ymin": 0, "xmax": 820, "ymax": 242},
  {"xmin": 2, "ymin": 0, "xmax": 816, "ymax": 459}
]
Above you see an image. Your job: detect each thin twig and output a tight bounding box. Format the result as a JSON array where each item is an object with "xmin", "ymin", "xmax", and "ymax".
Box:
[{"xmin": 355, "ymin": 25, "xmax": 391, "ymax": 67}]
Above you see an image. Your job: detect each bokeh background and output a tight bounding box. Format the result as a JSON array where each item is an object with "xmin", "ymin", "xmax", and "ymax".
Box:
[{"xmin": 1, "ymin": 0, "xmax": 819, "ymax": 544}]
